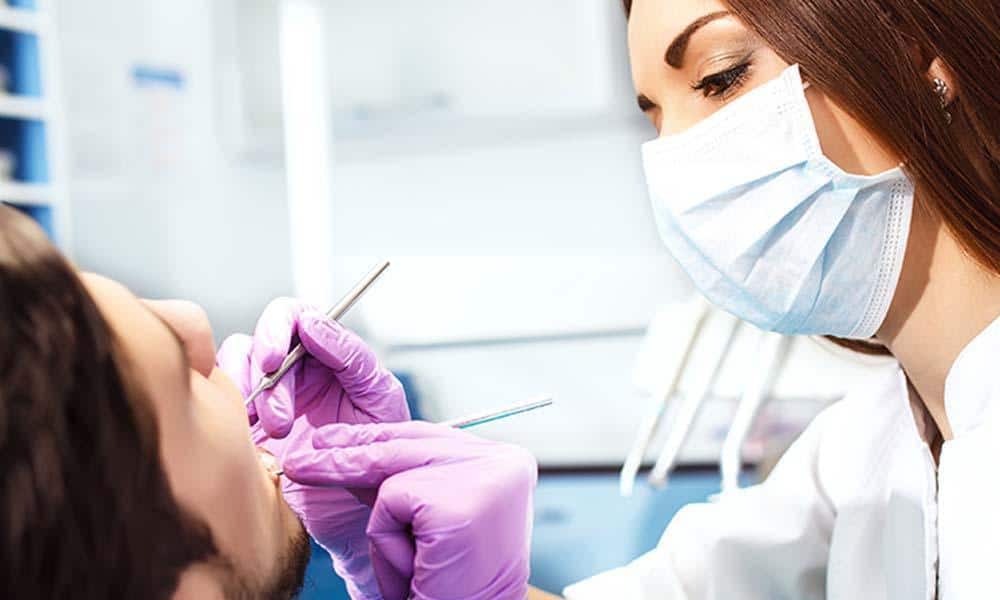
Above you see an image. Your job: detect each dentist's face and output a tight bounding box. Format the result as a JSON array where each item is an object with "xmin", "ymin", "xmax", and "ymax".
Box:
[{"xmin": 626, "ymin": 0, "xmax": 900, "ymax": 176}]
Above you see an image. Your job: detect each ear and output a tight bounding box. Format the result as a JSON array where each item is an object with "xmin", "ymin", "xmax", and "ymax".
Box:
[
  {"xmin": 173, "ymin": 564, "xmax": 226, "ymax": 600},
  {"xmin": 927, "ymin": 57, "xmax": 958, "ymax": 106}
]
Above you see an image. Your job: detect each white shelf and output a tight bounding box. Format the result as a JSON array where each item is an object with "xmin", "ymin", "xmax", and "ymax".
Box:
[
  {"xmin": 0, "ymin": 7, "xmax": 39, "ymax": 34},
  {"xmin": 0, "ymin": 181, "xmax": 49, "ymax": 205},
  {"xmin": 0, "ymin": 94, "xmax": 44, "ymax": 119}
]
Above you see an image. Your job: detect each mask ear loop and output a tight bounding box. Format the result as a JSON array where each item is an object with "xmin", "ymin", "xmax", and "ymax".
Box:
[{"xmin": 802, "ymin": 76, "xmax": 907, "ymax": 169}]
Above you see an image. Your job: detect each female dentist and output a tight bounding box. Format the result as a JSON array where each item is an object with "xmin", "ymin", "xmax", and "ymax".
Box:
[{"xmin": 223, "ymin": 0, "xmax": 1000, "ymax": 598}]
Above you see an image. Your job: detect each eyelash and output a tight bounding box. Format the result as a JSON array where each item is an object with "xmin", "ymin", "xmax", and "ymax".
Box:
[{"xmin": 691, "ymin": 62, "xmax": 752, "ymax": 100}]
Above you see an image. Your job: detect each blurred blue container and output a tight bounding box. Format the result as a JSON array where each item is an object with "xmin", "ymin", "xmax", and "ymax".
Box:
[
  {"xmin": 296, "ymin": 541, "xmax": 350, "ymax": 600},
  {"xmin": 295, "ymin": 470, "xmax": 742, "ymax": 598}
]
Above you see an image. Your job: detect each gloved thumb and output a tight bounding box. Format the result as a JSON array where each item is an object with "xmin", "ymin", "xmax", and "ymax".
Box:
[
  {"xmin": 248, "ymin": 297, "xmax": 310, "ymax": 438},
  {"xmin": 367, "ymin": 479, "xmax": 418, "ymax": 600},
  {"xmin": 215, "ymin": 333, "xmax": 294, "ymax": 440}
]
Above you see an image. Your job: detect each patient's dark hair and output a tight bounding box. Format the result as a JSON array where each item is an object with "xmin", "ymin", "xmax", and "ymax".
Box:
[{"xmin": 0, "ymin": 204, "xmax": 217, "ymax": 598}]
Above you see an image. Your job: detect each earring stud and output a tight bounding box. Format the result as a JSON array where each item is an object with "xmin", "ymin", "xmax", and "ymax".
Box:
[{"xmin": 932, "ymin": 77, "xmax": 953, "ymax": 124}]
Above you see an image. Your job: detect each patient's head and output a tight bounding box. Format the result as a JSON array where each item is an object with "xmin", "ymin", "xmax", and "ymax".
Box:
[{"xmin": 0, "ymin": 205, "xmax": 310, "ymax": 599}]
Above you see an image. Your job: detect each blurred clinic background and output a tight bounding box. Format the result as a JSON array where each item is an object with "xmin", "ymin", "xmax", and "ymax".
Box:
[{"xmin": 4, "ymin": 0, "xmax": 898, "ymax": 596}]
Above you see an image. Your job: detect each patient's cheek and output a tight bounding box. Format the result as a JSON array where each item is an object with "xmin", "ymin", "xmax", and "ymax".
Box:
[{"xmin": 207, "ymin": 366, "xmax": 246, "ymax": 409}]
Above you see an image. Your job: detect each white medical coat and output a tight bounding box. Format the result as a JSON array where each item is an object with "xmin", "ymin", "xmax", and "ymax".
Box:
[{"xmin": 565, "ymin": 316, "xmax": 1000, "ymax": 599}]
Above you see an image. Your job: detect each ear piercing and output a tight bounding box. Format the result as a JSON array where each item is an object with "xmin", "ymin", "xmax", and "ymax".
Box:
[{"xmin": 932, "ymin": 77, "xmax": 953, "ymax": 125}]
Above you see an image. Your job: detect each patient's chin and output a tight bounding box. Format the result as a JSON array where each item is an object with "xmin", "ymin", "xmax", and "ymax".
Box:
[
  {"xmin": 264, "ymin": 519, "xmax": 311, "ymax": 600},
  {"xmin": 215, "ymin": 520, "xmax": 311, "ymax": 600}
]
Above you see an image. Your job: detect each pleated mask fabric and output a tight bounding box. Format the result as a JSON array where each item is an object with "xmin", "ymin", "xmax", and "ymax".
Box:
[{"xmin": 642, "ymin": 64, "xmax": 913, "ymax": 338}]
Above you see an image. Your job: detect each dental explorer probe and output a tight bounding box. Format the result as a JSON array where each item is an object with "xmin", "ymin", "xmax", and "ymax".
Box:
[
  {"xmin": 244, "ymin": 260, "xmax": 391, "ymax": 408},
  {"xmin": 441, "ymin": 395, "xmax": 554, "ymax": 430}
]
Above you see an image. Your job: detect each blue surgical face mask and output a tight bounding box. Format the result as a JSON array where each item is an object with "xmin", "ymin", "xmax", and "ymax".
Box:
[{"xmin": 642, "ymin": 64, "xmax": 914, "ymax": 339}]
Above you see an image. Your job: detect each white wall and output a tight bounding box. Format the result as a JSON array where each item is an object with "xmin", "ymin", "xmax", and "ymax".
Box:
[
  {"xmin": 53, "ymin": 0, "xmax": 893, "ymax": 468},
  {"xmin": 56, "ymin": 0, "xmax": 293, "ymax": 338},
  {"xmin": 308, "ymin": 3, "xmax": 894, "ymax": 466}
]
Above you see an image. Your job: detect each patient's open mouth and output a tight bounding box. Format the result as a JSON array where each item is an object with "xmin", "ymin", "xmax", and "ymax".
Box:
[{"xmin": 257, "ymin": 447, "xmax": 284, "ymax": 480}]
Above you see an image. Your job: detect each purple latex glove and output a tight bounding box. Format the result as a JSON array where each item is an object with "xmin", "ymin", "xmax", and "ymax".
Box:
[
  {"xmin": 284, "ymin": 421, "xmax": 538, "ymax": 600},
  {"xmin": 216, "ymin": 298, "xmax": 410, "ymax": 600}
]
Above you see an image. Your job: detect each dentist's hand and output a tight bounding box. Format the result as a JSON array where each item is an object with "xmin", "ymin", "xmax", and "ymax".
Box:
[
  {"xmin": 284, "ymin": 421, "xmax": 538, "ymax": 600},
  {"xmin": 217, "ymin": 298, "xmax": 410, "ymax": 600},
  {"xmin": 219, "ymin": 297, "xmax": 409, "ymax": 439}
]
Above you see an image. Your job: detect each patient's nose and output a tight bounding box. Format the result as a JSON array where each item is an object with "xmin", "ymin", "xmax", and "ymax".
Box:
[{"xmin": 144, "ymin": 299, "xmax": 217, "ymax": 376}]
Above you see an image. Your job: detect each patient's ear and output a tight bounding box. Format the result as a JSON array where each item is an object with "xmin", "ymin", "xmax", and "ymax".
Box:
[{"xmin": 173, "ymin": 564, "xmax": 225, "ymax": 600}]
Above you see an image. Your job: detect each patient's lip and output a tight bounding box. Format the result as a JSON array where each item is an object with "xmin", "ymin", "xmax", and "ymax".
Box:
[{"xmin": 257, "ymin": 447, "xmax": 284, "ymax": 481}]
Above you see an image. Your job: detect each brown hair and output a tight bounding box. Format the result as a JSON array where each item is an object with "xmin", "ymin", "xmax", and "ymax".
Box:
[
  {"xmin": 624, "ymin": 0, "xmax": 1000, "ymax": 354},
  {"xmin": 0, "ymin": 205, "xmax": 218, "ymax": 598}
]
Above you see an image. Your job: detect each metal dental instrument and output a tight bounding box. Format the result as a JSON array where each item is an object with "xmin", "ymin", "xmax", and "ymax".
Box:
[
  {"xmin": 719, "ymin": 332, "xmax": 790, "ymax": 494},
  {"xmin": 441, "ymin": 395, "xmax": 554, "ymax": 430},
  {"xmin": 270, "ymin": 396, "xmax": 553, "ymax": 478},
  {"xmin": 648, "ymin": 312, "xmax": 741, "ymax": 488},
  {"xmin": 244, "ymin": 260, "xmax": 391, "ymax": 408}
]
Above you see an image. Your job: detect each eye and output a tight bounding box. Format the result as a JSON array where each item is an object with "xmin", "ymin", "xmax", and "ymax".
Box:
[{"xmin": 691, "ymin": 62, "xmax": 752, "ymax": 99}]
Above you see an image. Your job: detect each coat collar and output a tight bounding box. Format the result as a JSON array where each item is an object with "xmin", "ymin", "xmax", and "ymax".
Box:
[{"xmin": 944, "ymin": 314, "xmax": 1000, "ymax": 438}]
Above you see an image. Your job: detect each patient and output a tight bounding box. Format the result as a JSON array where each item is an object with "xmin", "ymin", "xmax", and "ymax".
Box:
[
  {"xmin": 0, "ymin": 205, "xmax": 309, "ymax": 599},
  {"xmin": 0, "ymin": 203, "xmax": 538, "ymax": 600}
]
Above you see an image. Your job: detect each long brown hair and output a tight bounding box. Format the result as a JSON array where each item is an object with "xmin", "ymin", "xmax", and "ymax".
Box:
[{"xmin": 624, "ymin": 0, "xmax": 1000, "ymax": 354}]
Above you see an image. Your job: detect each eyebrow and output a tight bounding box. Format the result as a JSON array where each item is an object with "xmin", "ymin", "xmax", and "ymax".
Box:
[
  {"xmin": 665, "ymin": 10, "xmax": 731, "ymax": 68},
  {"xmin": 635, "ymin": 11, "xmax": 735, "ymax": 113}
]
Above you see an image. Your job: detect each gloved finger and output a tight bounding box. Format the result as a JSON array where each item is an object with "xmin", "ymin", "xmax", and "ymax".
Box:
[
  {"xmin": 369, "ymin": 541, "xmax": 412, "ymax": 600},
  {"xmin": 216, "ymin": 334, "xmax": 295, "ymax": 438},
  {"xmin": 251, "ymin": 297, "xmax": 310, "ymax": 373},
  {"xmin": 250, "ymin": 297, "xmax": 312, "ymax": 438},
  {"xmin": 314, "ymin": 421, "xmax": 468, "ymax": 449},
  {"xmin": 253, "ymin": 376, "xmax": 297, "ymax": 439},
  {"xmin": 282, "ymin": 422, "xmax": 470, "ymax": 488},
  {"xmin": 297, "ymin": 312, "xmax": 410, "ymax": 423},
  {"xmin": 216, "ymin": 334, "xmax": 257, "ymax": 421},
  {"xmin": 216, "ymin": 333, "xmax": 254, "ymax": 397},
  {"xmin": 350, "ymin": 487, "xmax": 378, "ymax": 507},
  {"xmin": 367, "ymin": 478, "xmax": 418, "ymax": 600}
]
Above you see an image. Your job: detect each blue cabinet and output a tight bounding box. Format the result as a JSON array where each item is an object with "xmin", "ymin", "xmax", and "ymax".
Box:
[
  {"xmin": 530, "ymin": 471, "xmax": 731, "ymax": 593},
  {"xmin": 296, "ymin": 541, "xmax": 351, "ymax": 600},
  {"xmin": 0, "ymin": 0, "xmax": 65, "ymax": 245},
  {"xmin": 294, "ymin": 470, "xmax": 742, "ymax": 598}
]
